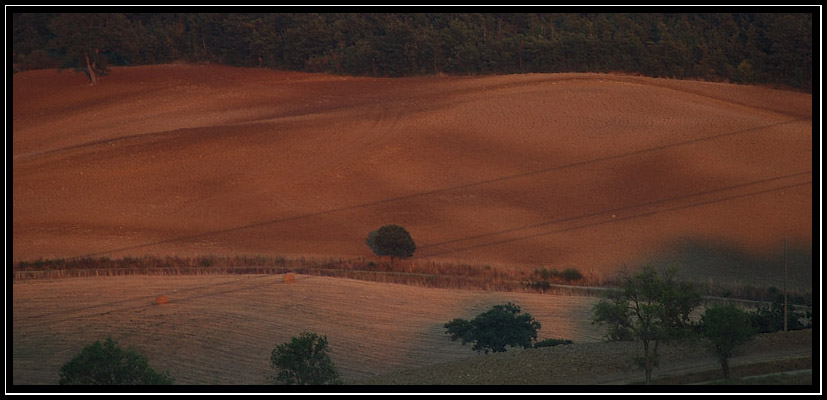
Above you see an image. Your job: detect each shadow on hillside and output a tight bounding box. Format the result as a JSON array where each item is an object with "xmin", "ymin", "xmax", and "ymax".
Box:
[
  {"xmin": 58, "ymin": 118, "xmax": 810, "ymax": 272},
  {"xmin": 634, "ymin": 237, "xmax": 813, "ymax": 295}
]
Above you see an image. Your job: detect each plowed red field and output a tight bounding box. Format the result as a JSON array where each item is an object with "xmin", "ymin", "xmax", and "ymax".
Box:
[{"xmin": 12, "ymin": 65, "xmax": 813, "ymax": 289}]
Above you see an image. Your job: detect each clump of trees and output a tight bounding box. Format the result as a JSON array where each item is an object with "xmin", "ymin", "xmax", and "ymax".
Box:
[
  {"xmin": 444, "ymin": 302, "xmax": 543, "ymax": 354},
  {"xmin": 58, "ymin": 337, "xmax": 174, "ymax": 385},
  {"xmin": 366, "ymin": 224, "xmax": 416, "ymax": 260},
  {"xmin": 592, "ymin": 265, "xmax": 702, "ymax": 384},
  {"xmin": 748, "ymin": 292, "xmax": 812, "ymax": 333},
  {"xmin": 270, "ymin": 332, "xmax": 341, "ymax": 385},
  {"xmin": 592, "ymin": 263, "xmax": 814, "ymax": 384},
  {"xmin": 12, "ymin": 12, "xmax": 814, "ymax": 91}
]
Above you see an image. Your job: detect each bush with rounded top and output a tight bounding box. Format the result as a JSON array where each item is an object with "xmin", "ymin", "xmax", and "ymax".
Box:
[
  {"xmin": 444, "ymin": 302, "xmax": 541, "ymax": 354},
  {"xmin": 59, "ymin": 337, "xmax": 174, "ymax": 385},
  {"xmin": 366, "ymin": 224, "xmax": 416, "ymax": 259},
  {"xmin": 270, "ymin": 332, "xmax": 341, "ymax": 385}
]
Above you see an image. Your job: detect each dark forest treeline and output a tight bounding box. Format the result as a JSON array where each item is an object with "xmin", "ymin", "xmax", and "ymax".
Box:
[{"xmin": 11, "ymin": 12, "xmax": 813, "ymax": 91}]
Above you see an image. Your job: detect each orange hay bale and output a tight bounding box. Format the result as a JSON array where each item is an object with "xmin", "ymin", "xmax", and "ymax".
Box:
[{"xmin": 283, "ymin": 273, "xmax": 295, "ymax": 284}]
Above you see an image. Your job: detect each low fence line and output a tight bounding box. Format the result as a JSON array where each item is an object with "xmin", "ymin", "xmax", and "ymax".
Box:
[
  {"xmin": 11, "ymin": 265, "xmax": 609, "ymax": 297},
  {"xmin": 11, "ymin": 266, "xmax": 811, "ymax": 308},
  {"xmin": 12, "ymin": 266, "xmax": 296, "ymax": 280}
]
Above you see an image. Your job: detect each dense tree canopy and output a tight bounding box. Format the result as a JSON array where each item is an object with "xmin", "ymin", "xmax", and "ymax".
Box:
[
  {"xmin": 366, "ymin": 224, "xmax": 416, "ymax": 259},
  {"xmin": 270, "ymin": 332, "xmax": 341, "ymax": 385},
  {"xmin": 46, "ymin": 13, "xmax": 138, "ymax": 84},
  {"xmin": 444, "ymin": 302, "xmax": 542, "ymax": 354},
  {"xmin": 12, "ymin": 12, "xmax": 813, "ymax": 91},
  {"xmin": 59, "ymin": 337, "xmax": 174, "ymax": 385}
]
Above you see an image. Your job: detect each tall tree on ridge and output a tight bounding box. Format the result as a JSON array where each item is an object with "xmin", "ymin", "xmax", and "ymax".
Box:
[{"xmin": 48, "ymin": 13, "xmax": 137, "ymax": 85}]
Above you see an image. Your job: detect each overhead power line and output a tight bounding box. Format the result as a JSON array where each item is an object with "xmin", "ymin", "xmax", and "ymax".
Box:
[{"xmin": 70, "ymin": 118, "xmax": 810, "ymax": 259}]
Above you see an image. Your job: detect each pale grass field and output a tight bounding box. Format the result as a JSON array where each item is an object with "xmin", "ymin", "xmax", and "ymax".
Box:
[{"xmin": 12, "ymin": 274, "xmax": 605, "ymax": 385}]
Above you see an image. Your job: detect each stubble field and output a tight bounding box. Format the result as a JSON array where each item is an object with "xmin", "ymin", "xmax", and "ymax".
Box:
[
  {"xmin": 11, "ymin": 274, "xmax": 814, "ymax": 386},
  {"xmin": 12, "ymin": 274, "xmax": 607, "ymax": 385}
]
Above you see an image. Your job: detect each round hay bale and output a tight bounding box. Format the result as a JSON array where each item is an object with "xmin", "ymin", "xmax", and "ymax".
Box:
[
  {"xmin": 283, "ymin": 273, "xmax": 295, "ymax": 284},
  {"xmin": 154, "ymin": 295, "xmax": 169, "ymax": 305}
]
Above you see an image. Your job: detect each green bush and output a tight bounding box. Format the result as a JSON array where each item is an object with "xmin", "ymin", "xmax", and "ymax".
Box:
[
  {"xmin": 749, "ymin": 296, "xmax": 812, "ymax": 333},
  {"xmin": 532, "ymin": 267, "xmax": 583, "ymax": 283},
  {"xmin": 561, "ymin": 268, "xmax": 583, "ymax": 282},
  {"xmin": 270, "ymin": 332, "xmax": 341, "ymax": 385},
  {"xmin": 59, "ymin": 338, "xmax": 174, "ymax": 385},
  {"xmin": 366, "ymin": 225, "xmax": 416, "ymax": 259},
  {"xmin": 444, "ymin": 302, "xmax": 541, "ymax": 354}
]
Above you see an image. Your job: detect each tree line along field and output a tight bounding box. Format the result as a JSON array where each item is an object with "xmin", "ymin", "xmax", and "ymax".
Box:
[{"xmin": 12, "ymin": 13, "xmax": 814, "ymax": 90}]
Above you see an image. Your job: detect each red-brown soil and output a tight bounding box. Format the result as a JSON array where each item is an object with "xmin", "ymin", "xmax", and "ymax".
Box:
[{"xmin": 11, "ymin": 65, "xmax": 813, "ymax": 288}]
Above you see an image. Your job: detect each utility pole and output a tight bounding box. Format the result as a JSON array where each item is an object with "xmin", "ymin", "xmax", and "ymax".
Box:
[{"xmin": 784, "ymin": 237, "xmax": 788, "ymax": 332}]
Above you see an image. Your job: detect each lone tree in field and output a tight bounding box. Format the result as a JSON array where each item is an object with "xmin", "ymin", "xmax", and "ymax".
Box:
[
  {"xmin": 592, "ymin": 265, "xmax": 701, "ymax": 384},
  {"xmin": 444, "ymin": 302, "xmax": 541, "ymax": 354},
  {"xmin": 700, "ymin": 304, "xmax": 757, "ymax": 380},
  {"xmin": 270, "ymin": 332, "xmax": 341, "ymax": 385},
  {"xmin": 59, "ymin": 337, "xmax": 174, "ymax": 385},
  {"xmin": 366, "ymin": 224, "xmax": 416, "ymax": 260}
]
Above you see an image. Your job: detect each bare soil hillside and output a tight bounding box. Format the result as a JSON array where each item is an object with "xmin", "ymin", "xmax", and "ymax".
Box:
[{"xmin": 12, "ymin": 65, "xmax": 813, "ymax": 288}]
